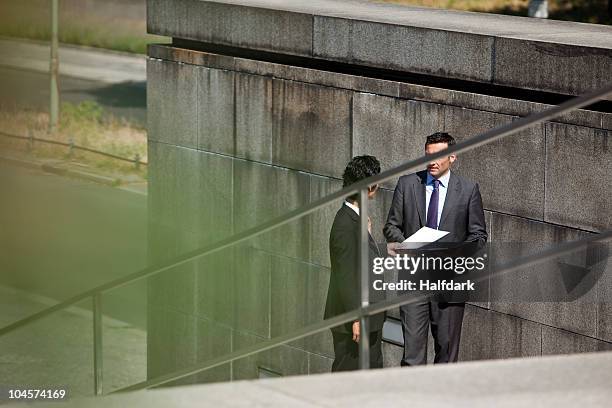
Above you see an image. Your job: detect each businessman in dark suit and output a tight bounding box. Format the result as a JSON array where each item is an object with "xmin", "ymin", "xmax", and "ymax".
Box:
[
  {"xmin": 384, "ymin": 132, "xmax": 487, "ymax": 365},
  {"xmin": 324, "ymin": 155, "xmax": 386, "ymax": 372}
]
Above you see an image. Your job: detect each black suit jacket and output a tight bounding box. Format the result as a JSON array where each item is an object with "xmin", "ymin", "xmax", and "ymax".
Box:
[
  {"xmin": 324, "ymin": 204, "xmax": 386, "ymax": 333},
  {"xmin": 384, "ymin": 171, "xmax": 488, "ymax": 244}
]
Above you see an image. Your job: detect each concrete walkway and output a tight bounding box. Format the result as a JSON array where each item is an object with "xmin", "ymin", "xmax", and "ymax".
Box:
[
  {"xmin": 15, "ymin": 350, "xmax": 612, "ymax": 407},
  {"xmin": 0, "ymin": 285, "xmax": 147, "ymax": 399},
  {"xmin": 0, "ymin": 37, "xmax": 146, "ymax": 84}
]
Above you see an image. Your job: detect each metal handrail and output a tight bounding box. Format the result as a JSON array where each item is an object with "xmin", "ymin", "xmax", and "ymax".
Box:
[
  {"xmin": 114, "ymin": 228, "xmax": 612, "ymax": 392},
  {"xmin": 1, "ymin": 82, "xmax": 611, "ymax": 395},
  {"xmin": 0, "ymin": 131, "xmax": 147, "ymax": 167},
  {"xmin": 1, "ymin": 83, "xmax": 609, "ymax": 338}
]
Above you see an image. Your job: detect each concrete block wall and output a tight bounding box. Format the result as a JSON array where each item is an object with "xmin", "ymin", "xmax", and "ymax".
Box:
[
  {"xmin": 146, "ymin": 44, "xmax": 612, "ymax": 382},
  {"xmin": 147, "ymin": 0, "xmax": 612, "ymax": 97},
  {"xmin": 146, "ymin": 0, "xmax": 612, "ymax": 384}
]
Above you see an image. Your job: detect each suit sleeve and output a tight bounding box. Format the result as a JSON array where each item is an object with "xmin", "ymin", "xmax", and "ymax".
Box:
[
  {"xmin": 466, "ymin": 183, "xmax": 488, "ymax": 243},
  {"xmin": 330, "ymin": 226, "xmax": 360, "ymax": 312},
  {"xmin": 384, "ymin": 179, "xmax": 407, "ymax": 243}
]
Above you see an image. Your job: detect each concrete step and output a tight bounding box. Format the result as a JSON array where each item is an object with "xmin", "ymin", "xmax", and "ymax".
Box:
[{"xmin": 16, "ymin": 349, "xmax": 612, "ymax": 407}]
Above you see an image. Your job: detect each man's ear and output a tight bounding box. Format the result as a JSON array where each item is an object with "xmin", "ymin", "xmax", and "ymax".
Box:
[{"xmin": 449, "ymin": 154, "xmax": 457, "ymax": 164}]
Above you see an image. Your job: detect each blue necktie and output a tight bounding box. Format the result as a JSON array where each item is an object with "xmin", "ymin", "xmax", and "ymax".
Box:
[{"xmin": 426, "ymin": 179, "xmax": 440, "ymax": 229}]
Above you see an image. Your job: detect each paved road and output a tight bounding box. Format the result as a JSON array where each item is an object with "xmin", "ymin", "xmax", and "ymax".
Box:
[
  {"xmin": 0, "ymin": 39, "xmax": 146, "ymax": 126},
  {"xmin": 0, "ymin": 66, "xmax": 146, "ymax": 125},
  {"xmin": 0, "ymin": 285, "xmax": 147, "ymax": 397},
  {"xmin": 0, "ymin": 160, "xmax": 148, "ymax": 328}
]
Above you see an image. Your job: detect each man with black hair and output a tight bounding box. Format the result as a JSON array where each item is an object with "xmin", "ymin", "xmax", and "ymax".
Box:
[
  {"xmin": 324, "ymin": 155, "xmax": 386, "ymax": 372},
  {"xmin": 384, "ymin": 132, "xmax": 487, "ymax": 365}
]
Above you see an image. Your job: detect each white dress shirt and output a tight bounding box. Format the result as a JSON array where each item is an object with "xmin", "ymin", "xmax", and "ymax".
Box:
[{"xmin": 344, "ymin": 200, "xmax": 360, "ymax": 215}]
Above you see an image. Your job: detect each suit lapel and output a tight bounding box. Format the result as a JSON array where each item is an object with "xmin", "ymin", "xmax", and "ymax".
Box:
[
  {"xmin": 439, "ymin": 172, "xmax": 461, "ymax": 229},
  {"xmin": 341, "ymin": 203, "xmax": 359, "ymax": 223},
  {"xmin": 413, "ymin": 172, "xmax": 427, "ymax": 227},
  {"xmin": 341, "ymin": 204, "xmax": 379, "ymax": 254},
  {"xmin": 368, "ymin": 233, "xmax": 380, "ymax": 256}
]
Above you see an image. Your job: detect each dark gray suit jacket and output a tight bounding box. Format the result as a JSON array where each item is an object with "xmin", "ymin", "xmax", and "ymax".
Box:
[
  {"xmin": 325, "ymin": 204, "xmax": 386, "ymax": 333},
  {"xmin": 384, "ymin": 170, "xmax": 487, "ymax": 244}
]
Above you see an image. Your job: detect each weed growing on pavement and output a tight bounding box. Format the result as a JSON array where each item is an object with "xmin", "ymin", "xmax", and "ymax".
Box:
[{"xmin": 0, "ymin": 102, "xmax": 147, "ymax": 178}]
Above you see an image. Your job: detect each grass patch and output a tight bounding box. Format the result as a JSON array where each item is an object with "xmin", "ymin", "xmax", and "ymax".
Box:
[
  {"xmin": 0, "ymin": 21, "xmax": 168, "ymax": 55},
  {"xmin": 377, "ymin": 0, "xmax": 526, "ymax": 13},
  {"xmin": 375, "ymin": 0, "xmax": 611, "ymax": 24},
  {"xmin": 0, "ymin": 0, "xmax": 169, "ymax": 54},
  {"xmin": 0, "ymin": 101, "xmax": 147, "ymax": 178}
]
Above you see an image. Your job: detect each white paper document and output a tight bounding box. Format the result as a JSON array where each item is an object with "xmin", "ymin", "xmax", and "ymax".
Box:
[{"xmin": 396, "ymin": 227, "xmax": 450, "ymax": 250}]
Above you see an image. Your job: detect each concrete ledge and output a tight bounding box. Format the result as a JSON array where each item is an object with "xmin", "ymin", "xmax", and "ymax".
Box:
[
  {"xmin": 148, "ymin": 44, "xmax": 612, "ymax": 131},
  {"xmin": 313, "ymin": 15, "xmax": 494, "ymax": 83},
  {"xmin": 147, "ymin": 0, "xmax": 612, "ymax": 96},
  {"xmin": 32, "ymin": 351, "xmax": 612, "ymax": 407},
  {"xmin": 147, "ymin": 0, "xmax": 313, "ymax": 57}
]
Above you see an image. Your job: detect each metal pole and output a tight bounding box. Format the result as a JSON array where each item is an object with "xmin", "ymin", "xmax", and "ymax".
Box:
[
  {"xmin": 49, "ymin": 0, "xmax": 59, "ymax": 134},
  {"xmin": 358, "ymin": 188, "xmax": 370, "ymax": 369},
  {"xmin": 528, "ymin": 0, "xmax": 548, "ymax": 18},
  {"xmin": 93, "ymin": 294, "xmax": 103, "ymax": 396},
  {"xmin": 27, "ymin": 129, "xmax": 34, "ymax": 151}
]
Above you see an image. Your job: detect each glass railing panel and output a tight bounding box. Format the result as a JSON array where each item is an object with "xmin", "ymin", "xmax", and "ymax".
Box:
[
  {"xmin": 0, "ymin": 155, "xmax": 148, "ymax": 327},
  {"xmin": 142, "ymin": 150, "xmax": 387, "ymax": 386}
]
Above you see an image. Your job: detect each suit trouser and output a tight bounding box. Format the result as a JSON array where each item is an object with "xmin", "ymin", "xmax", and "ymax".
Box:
[
  {"xmin": 400, "ymin": 300, "xmax": 465, "ymax": 366},
  {"xmin": 331, "ymin": 330, "xmax": 383, "ymax": 372}
]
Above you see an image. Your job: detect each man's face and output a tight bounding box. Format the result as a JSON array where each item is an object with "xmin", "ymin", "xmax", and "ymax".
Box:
[{"xmin": 425, "ymin": 142, "xmax": 456, "ymax": 178}]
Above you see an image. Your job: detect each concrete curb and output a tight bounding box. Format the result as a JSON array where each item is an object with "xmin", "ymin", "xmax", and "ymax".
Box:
[
  {"xmin": 0, "ymin": 154, "xmax": 121, "ymax": 187},
  {"xmin": 64, "ymin": 168, "xmax": 119, "ymax": 186},
  {"xmin": 0, "ymin": 35, "xmax": 150, "ymax": 58}
]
